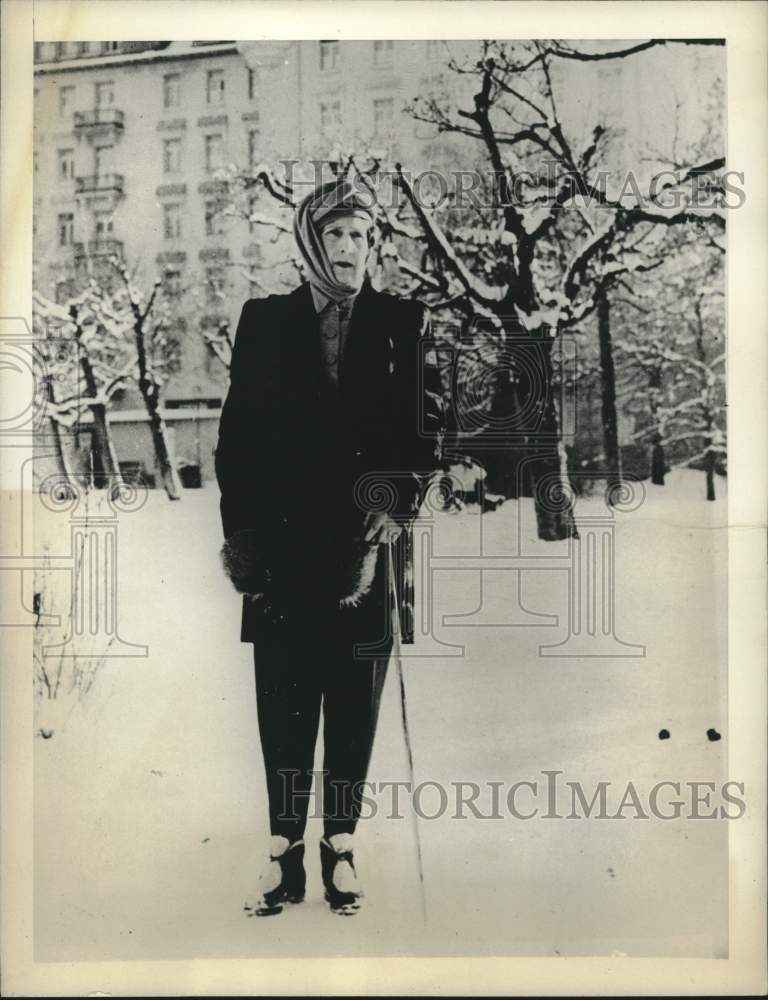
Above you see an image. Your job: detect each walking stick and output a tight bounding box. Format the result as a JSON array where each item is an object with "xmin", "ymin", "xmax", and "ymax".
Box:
[{"xmin": 387, "ymin": 536, "xmax": 428, "ymax": 924}]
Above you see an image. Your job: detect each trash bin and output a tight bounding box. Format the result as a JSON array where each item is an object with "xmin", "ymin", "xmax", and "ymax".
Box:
[{"xmin": 178, "ymin": 463, "xmax": 202, "ymax": 489}]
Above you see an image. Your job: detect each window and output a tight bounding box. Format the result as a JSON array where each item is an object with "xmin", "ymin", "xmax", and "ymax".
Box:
[
  {"xmin": 373, "ymin": 97, "xmax": 394, "ymax": 131},
  {"xmin": 101, "ymin": 41, "xmax": 119, "ymax": 54},
  {"xmin": 166, "ymin": 396, "xmax": 221, "ymax": 411},
  {"xmin": 163, "ymin": 137, "xmax": 182, "ymax": 174},
  {"xmin": 76, "ymin": 41, "xmax": 91, "ymax": 56},
  {"xmin": 248, "ymin": 195, "xmax": 259, "ymax": 235},
  {"xmin": 94, "ymin": 81, "xmax": 114, "ymax": 106},
  {"xmin": 165, "ymin": 334, "xmax": 184, "ymax": 375},
  {"xmin": 58, "ymin": 148, "xmax": 75, "ymax": 180},
  {"xmin": 54, "ymin": 42, "xmax": 67, "ymax": 59},
  {"xmin": 94, "ymin": 144, "xmax": 112, "ymax": 175},
  {"xmin": 247, "ymin": 129, "xmax": 260, "ymax": 167},
  {"xmin": 163, "ymin": 203, "xmax": 182, "ymax": 239},
  {"xmin": 204, "ymin": 133, "xmax": 224, "ymax": 172},
  {"xmin": 55, "ymin": 278, "xmax": 75, "ymax": 305},
  {"xmin": 319, "ymin": 40, "xmax": 339, "ymax": 72},
  {"xmin": 247, "ymin": 67, "xmax": 257, "ymax": 100},
  {"xmin": 205, "ymin": 268, "xmax": 226, "ymax": 306},
  {"xmin": 373, "ymin": 40, "xmax": 394, "ymax": 65},
  {"xmin": 163, "ymin": 268, "xmax": 183, "ymax": 297},
  {"xmin": 58, "ymin": 213, "xmax": 74, "ymax": 247},
  {"xmin": 59, "ymin": 85, "xmax": 75, "ymax": 116},
  {"xmin": 206, "ymin": 69, "xmax": 225, "ymax": 104},
  {"xmin": 94, "ymin": 210, "xmax": 114, "ymax": 238},
  {"xmin": 205, "ymin": 200, "xmax": 225, "ymax": 237},
  {"xmin": 34, "ymin": 42, "xmax": 43, "ymax": 62},
  {"xmin": 204, "ymin": 344, "xmax": 222, "ymax": 376},
  {"xmin": 163, "ymin": 73, "xmax": 181, "ymax": 108},
  {"xmin": 319, "ymin": 100, "xmax": 341, "ymax": 133}
]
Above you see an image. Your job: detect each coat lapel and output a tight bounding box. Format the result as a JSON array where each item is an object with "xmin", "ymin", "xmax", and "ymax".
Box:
[
  {"xmin": 286, "ymin": 281, "xmax": 322, "ymax": 373},
  {"xmin": 341, "ymin": 280, "xmax": 391, "ymax": 395}
]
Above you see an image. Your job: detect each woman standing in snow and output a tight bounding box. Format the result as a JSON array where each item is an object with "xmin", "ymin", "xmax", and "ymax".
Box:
[{"xmin": 215, "ymin": 177, "xmax": 444, "ymax": 915}]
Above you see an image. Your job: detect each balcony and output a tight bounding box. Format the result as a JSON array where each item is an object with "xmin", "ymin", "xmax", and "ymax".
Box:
[
  {"xmin": 74, "ymin": 239, "xmax": 125, "ymax": 260},
  {"xmin": 75, "ymin": 173, "xmax": 125, "ymax": 195},
  {"xmin": 73, "ymin": 108, "xmax": 125, "ymax": 133}
]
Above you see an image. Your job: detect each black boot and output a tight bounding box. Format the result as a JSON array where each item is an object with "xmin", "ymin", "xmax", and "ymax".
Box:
[
  {"xmin": 244, "ymin": 836, "xmax": 306, "ymax": 917},
  {"xmin": 320, "ymin": 834, "xmax": 363, "ymax": 916}
]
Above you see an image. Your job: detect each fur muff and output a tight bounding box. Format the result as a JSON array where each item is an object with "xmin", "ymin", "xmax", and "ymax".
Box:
[
  {"xmin": 220, "ymin": 527, "xmax": 380, "ymax": 609},
  {"xmin": 338, "ymin": 535, "xmax": 380, "ymax": 609},
  {"xmin": 220, "ymin": 529, "xmax": 270, "ymax": 595}
]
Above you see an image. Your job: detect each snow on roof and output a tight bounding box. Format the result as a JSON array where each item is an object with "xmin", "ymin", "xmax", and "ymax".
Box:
[{"xmin": 34, "ymin": 41, "xmax": 239, "ymax": 74}]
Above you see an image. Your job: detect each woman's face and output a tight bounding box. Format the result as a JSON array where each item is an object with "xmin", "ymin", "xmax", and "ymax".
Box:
[{"xmin": 320, "ymin": 215, "xmax": 372, "ymax": 293}]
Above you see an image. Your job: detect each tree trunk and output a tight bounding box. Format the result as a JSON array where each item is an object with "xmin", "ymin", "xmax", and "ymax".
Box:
[
  {"xmin": 44, "ymin": 376, "xmax": 75, "ymax": 483},
  {"xmin": 79, "ymin": 355, "xmax": 122, "ymax": 488},
  {"xmin": 596, "ymin": 290, "xmax": 623, "ymax": 504},
  {"xmin": 133, "ymin": 314, "xmax": 182, "ymax": 500},
  {"xmin": 705, "ymin": 448, "xmax": 716, "ymax": 501},
  {"xmin": 693, "ymin": 300, "xmax": 717, "ymax": 502},
  {"xmin": 519, "ymin": 334, "xmax": 577, "ymax": 540},
  {"xmin": 89, "ymin": 403, "xmax": 122, "ymax": 488},
  {"xmin": 147, "ymin": 401, "xmax": 182, "ymax": 500},
  {"xmin": 648, "ymin": 368, "xmax": 665, "ymax": 486},
  {"xmin": 651, "ymin": 439, "xmax": 666, "ymax": 486},
  {"xmin": 703, "ymin": 412, "xmax": 716, "ymax": 501}
]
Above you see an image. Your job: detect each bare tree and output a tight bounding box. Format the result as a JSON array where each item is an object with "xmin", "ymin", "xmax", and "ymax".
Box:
[
  {"xmin": 616, "ymin": 244, "xmax": 725, "ymax": 499},
  {"xmin": 402, "ymin": 40, "xmax": 725, "ymax": 515},
  {"xmin": 33, "ymin": 285, "xmax": 135, "ymax": 487},
  {"xmin": 35, "ymin": 261, "xmax": 184, "ymax": 499},
  {"xmin": 113, "ymin": 260, "xmax": 184, "ymax": 500}
]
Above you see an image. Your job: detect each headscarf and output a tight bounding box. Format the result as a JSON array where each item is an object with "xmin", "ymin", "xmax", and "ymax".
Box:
[{"xmin": 293, "ymin": 178, "xmax": 376, "ymax": 303}]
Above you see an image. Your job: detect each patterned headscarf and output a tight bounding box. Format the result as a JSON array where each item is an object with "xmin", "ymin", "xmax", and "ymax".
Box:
[{"xmin": 293, "ymin": 178, "xmax": 376, "ymax": 302}]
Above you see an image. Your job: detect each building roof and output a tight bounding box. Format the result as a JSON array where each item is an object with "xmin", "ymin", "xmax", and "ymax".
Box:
[{"xmin": 34, "ymin": 41, "xmax": 239, "ymax": 75}]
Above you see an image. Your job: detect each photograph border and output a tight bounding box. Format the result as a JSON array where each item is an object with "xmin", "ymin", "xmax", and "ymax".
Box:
[{"xmin": 1, "ymin": 1, "xmax": 765, "ymax": 995}]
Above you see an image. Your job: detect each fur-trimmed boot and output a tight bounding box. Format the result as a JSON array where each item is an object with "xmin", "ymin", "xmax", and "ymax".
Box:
[
  {"xmin": 244, "ymin": 836, "xmax": 306, "ymax": 917},
  {"xmin": 320, "ymin": 833, "xmax": 363, "ymax": 916}
]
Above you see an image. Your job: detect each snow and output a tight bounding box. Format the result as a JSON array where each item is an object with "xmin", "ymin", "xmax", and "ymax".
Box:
[{"xmin": 34, "ymin": 469, "xmax": 728, "ymax": 959}]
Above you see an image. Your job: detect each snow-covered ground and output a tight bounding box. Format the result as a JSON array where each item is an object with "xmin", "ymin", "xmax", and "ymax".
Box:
[{"xmin": 34, "ymin": 470, "xmax": 728, "ymax": 960}]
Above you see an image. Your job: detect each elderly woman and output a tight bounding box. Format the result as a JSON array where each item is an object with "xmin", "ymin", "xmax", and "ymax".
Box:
[{"xmin": 215, "ymin": 177, "xmax": 443, "ymax": 916}]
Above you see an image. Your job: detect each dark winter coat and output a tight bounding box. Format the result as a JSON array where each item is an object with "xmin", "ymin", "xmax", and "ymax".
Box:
[{"xmin": 214, "ymin": 278, "xmax": 444, "ymax": 647}]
